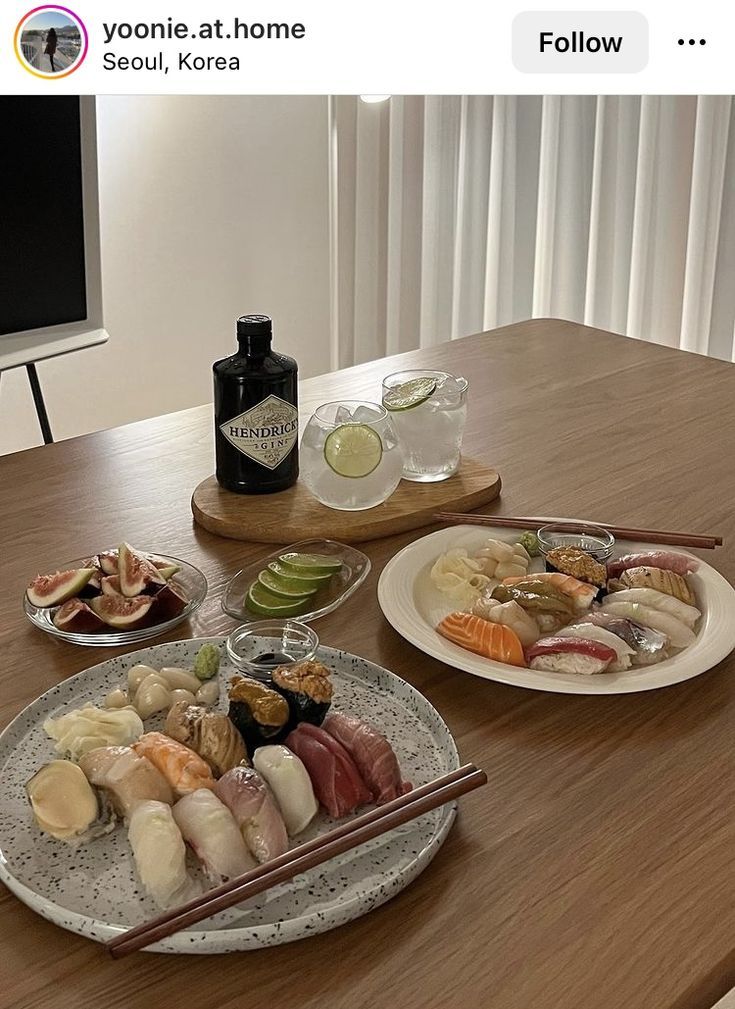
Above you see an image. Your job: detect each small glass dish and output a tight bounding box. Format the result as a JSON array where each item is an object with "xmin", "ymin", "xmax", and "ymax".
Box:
[
  {"xmin": 222, "ymin": 538, "xmax": 371, "ymax": 624},
  {"xmin": 537, "ymin": 521, "xmax": 615, "ymax": 562},
  {"xmin": 226, "ymin": 620, "xmax": 319, "ymax": 681},
  {"xmin": 23, "ymin": 552, "xmax": 208, "ymax": 647}
]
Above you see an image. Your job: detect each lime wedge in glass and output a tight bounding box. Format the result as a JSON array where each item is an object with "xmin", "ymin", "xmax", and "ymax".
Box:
[
  {"xmin": 323, "ymin": 424, "xmax": 383, "ymax": 478},
  {"xmin": 257, "ymin": 569, "xmax": 320, "ymax": 599},
  {"xmin": 246, "ymin": 581, "xmax": 311, "ymax": 617},
  {"xmin": 278, "ymin": 553, "xmax": 344, "ymax": 577},
  {"xmin": 382, "ymin": 376, "xmax": 437, "ymax": 411}
]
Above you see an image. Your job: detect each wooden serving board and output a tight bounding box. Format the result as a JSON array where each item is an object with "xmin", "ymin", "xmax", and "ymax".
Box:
[{"xmin": 191, "ymin": 457, "xmax": 501, "ymax": 544}]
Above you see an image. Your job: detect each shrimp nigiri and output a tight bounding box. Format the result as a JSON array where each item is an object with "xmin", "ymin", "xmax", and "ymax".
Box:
[
  {"xmin": 501, "ymin": 572, "xmax": 597, "ymax": 610},
  {"xmin": 436, "ymin": 612, "xmax": 526, "ymax": 666},
  {"xmin": 133, "ymin": 732, "xmax": 215, "ymax": 796}
]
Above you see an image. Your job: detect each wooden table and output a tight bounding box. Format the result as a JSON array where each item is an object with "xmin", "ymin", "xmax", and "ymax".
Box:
[{"xmin": 2, "ymin": 319, "xmax": 735, "ymax": 1009}]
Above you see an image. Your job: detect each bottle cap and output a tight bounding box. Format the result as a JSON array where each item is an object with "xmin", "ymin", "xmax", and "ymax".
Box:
[{"xmin": 237, "ymin": 314, "xmax": 272, "ymax": 354}]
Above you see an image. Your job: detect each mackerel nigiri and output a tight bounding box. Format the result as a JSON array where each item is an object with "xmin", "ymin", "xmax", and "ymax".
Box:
[
  {"xmin": 526, "ymin": 637, "xmax": 617, "ymax": 676},
  {"xmin": 501, "ymin": 572, "xmax": 597, "ymax": 610},
  {"xmin": 437, "ymin": 612, "xmax": 526, "ymax": 666},
  {"xmin": 607, "ymin": 551, "xmax": 699, "ymax": 578},
  {"xmin": 570, "ymin": 611, "xmax": 669, "ymax": 665},
  {"xmin": 600, "ymin": 600, "xmax": 695, "ymax": 649}
]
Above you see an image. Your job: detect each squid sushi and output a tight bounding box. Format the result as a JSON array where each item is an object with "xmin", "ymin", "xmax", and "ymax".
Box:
[
  {"xmin": 322, "ymin": 712, "xmax": 412, "ymax": 805},
  {"xmin": 79, "ymin": 745, "xmax": 174, "ymax": 816},
  {"xmin": 133, "ymin": 732, "xmax": 215, "ymax": 796},
  {"xmin": 471, "ymin": 596, "xmax": 539, "ymax": 647},
  {"xmin": 436, "ymin": 611, "xmax": 526, "ymax": 666},
  {"xmin": 165, "ymin": 701, "xmax": 248, "ymax": 778},
  {"xmin": 609, "ymin": 566, "xmax": 695, "ymax": 606},
  {"xmin": 555, "ymin": 623, "xmax": 635, "ymax": 672},
  {"xmin": 526, "ymin": 637, "xmax": 617, "ymax": 676},
  {"xmin": 501, "ymin": 572, "xmax": 597, "ymax": 611},
  {"xmin": 286, "ymin": 723, "xmax": 372, "ymax": 819},
  {"xmin": 271, "ymin": 660, "xmax": 333, "ymax": 728},
  {"xmin": 607, "ymin": 551, "xmax": 699, "ymax": 578},
  {"xmin": 227, "ymin": 675, "xmax": 290, "ymax": 754},
  {"xmin": 214, "ymin": 766, "xmax": 289, "ymax": 863},
  {"xmin": 600, "ymin": 600, "xmax": 695, "ymax": 649},
  {"xmin": 173, "ymin": 788, "xmax": 255, "ymax": 881},
  {"xmin": 252, "ymin": 745, "xmax": 318, "ymax": 835},
  {"xmin": 601, "ymin": 587, "xmax": 700, "ymax": 629},
  {"xmin": 570, "ymin": 611, "xmax": 669, "ymax": 666},
  {"xmin": 128, "ymin": 800, "xmax": 199, "ymax": 908}
]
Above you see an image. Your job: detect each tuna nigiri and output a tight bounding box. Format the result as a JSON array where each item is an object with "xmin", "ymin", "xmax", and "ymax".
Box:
[
  {"xmin": 173, "ymin": 788, "xmax": 256, "ymax": 881},
  {"xmin": 555, "ymin": 623, "xmax": 635, "ymax": 672},
  {"xmin": 607, "ymin": 551, "xmax": 699, "ymax": 578},
  {"xmin": 436, "ymin": 612, "xmax": 526, "ymax": 666},
  {"xmin": 286, "ymin": 723, "xmax": 372, "ymax": 819},
  {"xmin": 611, "ymin": 566, "xmax": 695, "ymax": 605},
  {"xmin": 600, "ymin": 600, "xmax": 695, "ymax": 649},
  {"xmin": 321, "ymin": 712, "xmax": 412, "ymax": 805},
  {"xmin": 214, "ymin": 766, "xmax": 289, "ymax": 863},
  {"xmin": 133, "ymin": 732, "xmax": 215, "ymax": 796},
  {"xmin": 526, "ymin": 637, "xmax": 617, "ymax": 676},
  {"xmin": 602, "ymin": 587, "xmax": 700, "ymax": 629},
  {"xmin": 501, "ymin": 572, "xmax": 597, "ymax": 610}
]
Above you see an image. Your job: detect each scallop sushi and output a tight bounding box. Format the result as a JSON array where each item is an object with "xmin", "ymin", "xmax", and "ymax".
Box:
[
  {"xmin": 526, "ymin": 637, "xmax": 617, "ymax": 675},
  {"xmin": 252, "ymin": 745, "xmax": 318, "ymax": 836},
  {"xmin": 271, "ymin": 659, "xmax": 333, "ymax": 728},
  {"xmin": 128, "ymin": 800, "xmax": 199, "ymax": 908},
  {"xmin": 173, "ymin": 789, "xmax": 256, "ymax": 881}
]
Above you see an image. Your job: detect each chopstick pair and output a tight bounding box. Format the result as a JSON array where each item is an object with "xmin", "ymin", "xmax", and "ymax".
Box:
[
  {"xmin": 433, "ymin": 513, "xmax": 723, "ymax": 550},
  {"xmin": 107, "ymin": 762, "xmax": 486, "ymax": 958}
]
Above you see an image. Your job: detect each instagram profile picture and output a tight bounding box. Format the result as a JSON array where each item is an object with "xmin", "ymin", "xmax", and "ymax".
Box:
[{"xmin": 15, "ymin": 6, "xmax": 88, "ymax": 78}]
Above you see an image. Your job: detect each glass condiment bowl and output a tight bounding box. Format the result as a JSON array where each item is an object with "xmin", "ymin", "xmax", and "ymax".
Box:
[
  {"xmin": 537, "ymin": 521, "xmax": 615, "ymax": 562},
  {"xmin": 226, "ymin": 619, "xmax": 319, "ymax": 682}
]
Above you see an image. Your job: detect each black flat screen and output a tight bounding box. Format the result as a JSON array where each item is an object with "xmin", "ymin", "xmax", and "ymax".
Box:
[{"xmin": 1, "ymin": 96, "xmax": 87, "ymax": 336}]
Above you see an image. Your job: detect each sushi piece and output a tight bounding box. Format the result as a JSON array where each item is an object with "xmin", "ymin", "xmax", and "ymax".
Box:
[
  {"xmin": 164, "ymin": 701, "xmax": 248, "ymax": 778},
  {"xmin": 128, "ymin": 800, "xmax": 200, "ymax": 908},
  {"xmin": 133, "ymin": 732, "xmax": 215, "ymax": 796},
  {"xmin": 252, "ymin": 745, "xmax": 318, "ymax": 835},
  {"xmin": 526, "ymin": 637, "xmax": 617, "ymax": 676},
  {"xmin": 544, "ymin": 546, "xmax": 607, "ymax": 588},
  {"xmin": 610, "ymin": 566, "xmax": 695, "ymax": 606},
  {"xmin": 271, "ymin": 659, "xmax": 333, "ymax": 728},
  {"xmin": 214, "ymin": 766, "xmax": 289, "ymax": 863},
  {"xmin": 26, "ymin": 760, "xmax": 116, "ymax": 845},
  {"xmin": 470, "ymin": 595, "xmax": 540, "ymax": 647},
  {"xmin": 601, "ymin": 587, "xmax": 700, "ymax": 629},
  {"xmin": 172, "ymin": 788, "xmax": 256, "ymax": 881},
  {"xmin": 607, "ymin": 551, "xmax": 699, "ymax": 578},
  {"xmin": 501, "ymin": 572, "xmax": 597, "ymax": 611},
  {"xmin": 555, "ymin": 623, "xmax": 635, "ymax": 672},
  {"xmin": 79, "ymin": 745, "xmax": 173, "ymax": 816},
  {"xmin": 227, "ymin": 675, "xmax": 290, "ymax": 754},
  {"xmin": 570, "ymin": 611, "xmax": 669, "ymax": 665},
  {"xmin": 321, "ymin": 712, "xmax": 412, "ymax": 805},
  {"xmin": 286, "ymin": 723, "xmax": 372, "ymax": 819},
  {"xmin": 436, "ymin": 612, "xmax": 526, "ymax": 666},
  {"xmin": 600, "ymin": 600, "xmax": 696, "ymax": 649}
]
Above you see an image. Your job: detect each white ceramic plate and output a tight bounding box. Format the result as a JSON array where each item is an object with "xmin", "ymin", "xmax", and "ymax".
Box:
[
  {"xmin": 0, "ymin": 638, "xmax": 458, "ymax": 953},
  {"xmin": 378, "ymin": 525, "xmax": 735, "ymax": 694}
]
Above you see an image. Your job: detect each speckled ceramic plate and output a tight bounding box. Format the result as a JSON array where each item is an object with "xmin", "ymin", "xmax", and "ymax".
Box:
[
  {"xmin": 378, "ymin": 525, "xmax": 735, "ymax": 695},
  {"xmin": 0, "ymin": 638, "xmax": 458, "ymax": 953}
]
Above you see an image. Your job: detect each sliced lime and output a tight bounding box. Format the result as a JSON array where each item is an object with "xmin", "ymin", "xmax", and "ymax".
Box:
[
  {"xmin": 382, "ymin": 376, "xmax": 437, "ymax": 411},
  {"xmin": 278, "ymin": 552, "xmax": 344, "ymax": 576},
  {"xmin": 257, "ymin": 569, "xmax": 320, "ymax": 599},
  {"xmin": 323, "ymin": 423, "xmax": 383, "ymax": 478},
  {"xmin": 268, "ymin": 560, "xmax": 333, "ymax": 585},
  {"xmin": 246, "ymin": 581, "xmax": 311, "ymax": 617}
]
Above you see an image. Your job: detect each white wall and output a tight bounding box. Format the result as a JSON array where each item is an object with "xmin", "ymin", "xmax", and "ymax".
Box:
[{"xmin": 0, "ymin": 96, "xmax": 331, "ymax": 455}]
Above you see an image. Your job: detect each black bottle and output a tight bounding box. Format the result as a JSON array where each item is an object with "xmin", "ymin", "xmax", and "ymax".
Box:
[{"xmin": 213, "ymin": 315, "xmax": 299, "ymax": 494}]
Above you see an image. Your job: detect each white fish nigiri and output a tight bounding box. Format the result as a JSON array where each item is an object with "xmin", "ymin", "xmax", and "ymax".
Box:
[
  {"xmin": 128, "ymin": 800, "xmax": 199, "ymax": 908},
  {"xmin": 172, "ymin": 789, "xmax": 255, "ymax": 882},
  {"xmin": 601, "ymin": 600, "xmax": 695, "ymax": 649},
  {"xmin": 602, "ymin": 588, "xmax": 700, "ymax": 630},
  {"xmin": 252, "ymin": 745, "xmax": 318, "ymax": 836},
  {"xmin": 556, "ymin": 623, "xmax": 635, "ymax": 672},
  {"xmin": 214, "ymin": 767, "xmax": 289, "ymax": 863}
]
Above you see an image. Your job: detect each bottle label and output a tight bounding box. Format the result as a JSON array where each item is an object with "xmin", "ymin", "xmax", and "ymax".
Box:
[{"xmin": 220, "ymin": 394, "xmax": 298, "ymax": 470}]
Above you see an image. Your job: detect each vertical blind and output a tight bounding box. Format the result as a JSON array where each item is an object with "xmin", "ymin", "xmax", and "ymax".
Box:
[{"xmin": 328, "ymin": 95, "xmax": 735, "ymax": 368}]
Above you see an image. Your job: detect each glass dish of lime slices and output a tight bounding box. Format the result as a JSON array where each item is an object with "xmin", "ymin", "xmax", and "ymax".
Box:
[{"xmin": 221, "ymin": 538, "xmax": 371, "ymax": 624}]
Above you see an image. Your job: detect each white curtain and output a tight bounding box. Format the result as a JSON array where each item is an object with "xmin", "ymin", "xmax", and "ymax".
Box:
[{"xmin": 328, "ymin": 95, "xmax": 735, "ymax": 367}]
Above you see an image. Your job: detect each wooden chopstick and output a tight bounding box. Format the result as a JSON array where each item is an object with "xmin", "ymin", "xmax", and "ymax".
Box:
[
  {"xmin": 108, "ymin": 763, "xmax": 486, "ymax": 958},
  {"xmin": 433, "ymin": 513, "xmax": 722, "ymax": 550}
]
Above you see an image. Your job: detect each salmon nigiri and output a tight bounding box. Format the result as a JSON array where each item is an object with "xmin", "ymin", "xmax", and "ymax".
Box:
[
  {"xmin": 501, "ymin": 572, "xmax": 596, "ymax": 610},
  {"xmin": 437, "ymin": 612, "xmax": 526, "ymax": 667},
  {"xmin": 133, "ymin": 732, "xmax": 215, "ymax": 796}
]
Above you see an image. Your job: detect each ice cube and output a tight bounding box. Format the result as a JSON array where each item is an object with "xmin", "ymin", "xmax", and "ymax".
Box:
[
  {"xmin": 334, "ymin": 405, "xmax": 353, "ymax": 425},
  {"xmin": 352, "ymin": 405, "xmax": 380, "ymax": 424}
]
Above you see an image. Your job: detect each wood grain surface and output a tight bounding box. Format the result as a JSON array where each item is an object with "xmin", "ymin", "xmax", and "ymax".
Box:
[
  {"xmin": 2, "ymin": 319, "xmax": 735, "ymax": 1009},
  {"xmin": 191, "ymin": 459, "xmax": 501, "ymax": 542}
]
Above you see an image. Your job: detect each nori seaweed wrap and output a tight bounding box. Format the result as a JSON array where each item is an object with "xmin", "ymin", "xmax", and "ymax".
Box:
[
  {"xmin": 227, "ymin": 675, "xmax": 290, "ymax": 754},
  {"xmin": 271, "ymin": 660, "xmax": 333, "ymax": 729}
]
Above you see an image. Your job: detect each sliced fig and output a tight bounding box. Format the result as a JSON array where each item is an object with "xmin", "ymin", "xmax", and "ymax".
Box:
[
  {"xmin": 53, "ymin": 598, "xmax": 106, "ymax": 634},
  {"xmin": 78, "ymin": 557, "xmax": 103, "ymax": 597},
  {"xmin": 101, "ymin": 575, "xmax": 122, "ymax": 596},
  {"xmin": 151, "ymin": 581, "xmax": 189, "ymax": 621},
  {"xmin": 118, "ymin": 543, "xmax": 165, "ymax": 598},
  {"xmin": 90, "ymin": 594, "xmax": 154, "ymax": 629},
  {"xmin": 98, "ymin": 551, "xmax": 119, "ymax": 575},
  {"xmin": 27, "ymin": 568, "xmax": 96, "ymax": 608}
]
